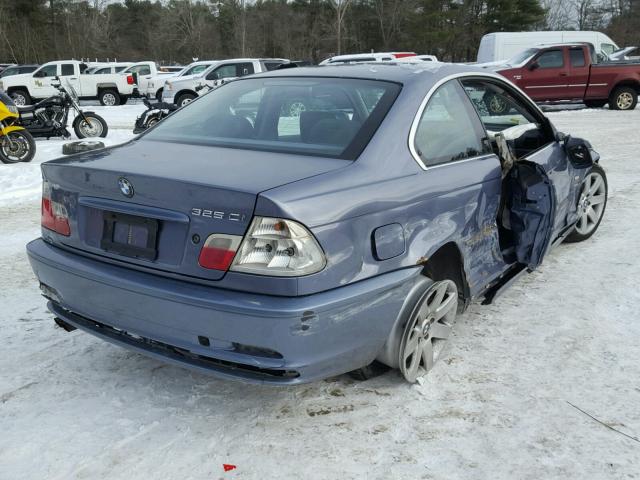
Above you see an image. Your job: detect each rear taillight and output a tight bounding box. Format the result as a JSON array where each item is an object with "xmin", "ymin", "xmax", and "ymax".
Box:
[
  {"xmin": 229, "ymin": 217, "xmax": 326, "ymax": 277},
  {"xmin": 393, "ymin": 52, "xmax": 416, "ymax": 59},
  {"xmin": 127, "ymin": 74, "xmax": 134, "ymax": 85},
  {"xmin": 198, "ymin": 234, "xmax": 242, "ymax": 270},
  {"xmin": 41, "ymin": 180, "xmax": 70, "ymax": 236}
]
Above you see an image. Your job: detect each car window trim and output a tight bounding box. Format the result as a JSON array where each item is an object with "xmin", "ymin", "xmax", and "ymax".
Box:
[
  {"xmin": 458, "ymin": 76, "xmax": 558, "ymax": 161},
  {"xmin": 408, "ymin": 72, "xmax": 548, "ymax": 171}
]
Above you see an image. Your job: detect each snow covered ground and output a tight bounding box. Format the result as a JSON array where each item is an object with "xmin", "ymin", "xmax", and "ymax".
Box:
[{"xmin": 1, "ymin": 105, "xmax": 639, "ymax": 479}]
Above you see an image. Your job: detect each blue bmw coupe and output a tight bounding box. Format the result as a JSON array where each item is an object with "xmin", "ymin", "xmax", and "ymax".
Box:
[{"xmin": 27, "ymin": 62, "xmax": 607, "ymax": 384}]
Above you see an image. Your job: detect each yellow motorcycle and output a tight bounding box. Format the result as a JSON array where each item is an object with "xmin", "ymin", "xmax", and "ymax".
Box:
[{"xmin": 0, "ymin": 90, "xmax": 35, "ymax": 164}]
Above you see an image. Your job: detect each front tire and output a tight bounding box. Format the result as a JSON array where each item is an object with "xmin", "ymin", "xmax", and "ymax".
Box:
[
  {"xmin": 99, "ymin": 89, "xmax": 120, "ymax": 106},
  {"xmin": 565, "ymin": 164, "xmax": 607, "ymax": 243},
  {"xmin": 176, "ymin": 93, "xmax": 196, "ymax": 107},
  {"xmin": 0, "ymin": 130, "xmax": 36, "ymax": 164},
  {"xmin": 398, "ymin": 279, "xmax": 458, "ymax": 383},
  {"xmin": 609, "ymin": 87, "xmax": 637, "ymax": 111},
  {"xmin": 73, "ymin": 113, "xmax": 108, "ymax": 138},
  {"xmin": 10, "ymin": 89, "xmax": 31, "ymax": 106}
]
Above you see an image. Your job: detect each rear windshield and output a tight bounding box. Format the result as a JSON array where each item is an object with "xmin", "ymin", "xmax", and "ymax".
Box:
[{"xmin": 144, "ymin": 77, "xmax": 401, "ymax": 159}]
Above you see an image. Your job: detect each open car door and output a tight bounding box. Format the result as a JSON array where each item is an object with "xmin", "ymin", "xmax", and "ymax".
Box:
[{"xmin": 461, "ymin": 77, "xmax": 592, "ymax": 270}]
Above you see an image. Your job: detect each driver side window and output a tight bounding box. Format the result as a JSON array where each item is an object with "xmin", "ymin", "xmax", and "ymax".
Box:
[
  {"xmin": 208, "ymin": 64, "xmax": 237, "ymax": 81},
  {"xmin": 536, "ymin": 50, "xmax": 564, "ymax": 69},
  {"xmin": 37, "ymin": 65, "xmax": 57, "ymax": 77},
  {"xmin": 461, "ymin": 79, "xmax": 553, "ymax": 160}
]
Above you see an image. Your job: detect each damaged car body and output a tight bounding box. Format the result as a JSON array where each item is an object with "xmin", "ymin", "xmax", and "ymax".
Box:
[{"xmin": 26, "ymin": 63, "xmax": 607, "ymax": 384}]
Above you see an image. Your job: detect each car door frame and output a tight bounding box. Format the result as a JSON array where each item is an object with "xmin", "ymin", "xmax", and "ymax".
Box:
[
  {"xmin": 456, "ymin": 73, "xmax": 586, "ymax": 265},
  {"xmin": 407, "ymin": 76, "xmax": 510, "ymax": 291}
]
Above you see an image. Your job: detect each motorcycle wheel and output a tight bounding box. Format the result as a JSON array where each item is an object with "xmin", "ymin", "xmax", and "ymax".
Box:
[
  {"xmin": 73, "ymin": 113, "xmax": 108, "ymax": 139},
  {"xmin": 0, "ymin": 130, "xmax": 36, "ymax": 164}
]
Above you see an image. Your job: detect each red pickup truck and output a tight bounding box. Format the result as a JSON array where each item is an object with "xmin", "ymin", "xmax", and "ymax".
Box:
[{"xmin": 493, "ymin": 43, "xmax": 640, "ymax": 111}]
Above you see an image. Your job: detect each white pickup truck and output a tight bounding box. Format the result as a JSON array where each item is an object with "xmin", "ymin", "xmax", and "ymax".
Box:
[
  {"xmin": 0, "ymin": 60, "xmax": 136, "ymax": 106},
  {"xmin": 162, "ymin": 58, "xmax": 289, "ymax": 106},
  {"xmin": 121, "ymin": 61, "xmax": 186, "ymax": 100}
]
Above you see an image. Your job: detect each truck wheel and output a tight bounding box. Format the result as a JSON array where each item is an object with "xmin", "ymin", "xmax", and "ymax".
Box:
[
  {"xmin": 119, "ymin": 95, "xmax": 129, "ymax": 105},
  {"xmin": 484, "ymin": 92, "xmax": 509, "ymax": 115},
  {"xmin": 584, "ymin": 100, "xmax": 606, "ymax": 109},
  {"xmin": 99, "ymin": 89, "xmax": 120, "ymax": 106},
  {"xmin": 10, "ymin": 89, "xmax": 31, "ymax": 106},
  {"xmin": 609, "ymin": 87, "xmax": 637, "ymax": 111},
  {"xmin": 176, "ymin": 93, "xmax": 196, "ymax": 107},
  {"xmin": 155, "ymin": 88, "xmax": 163, "ymax": 102}
]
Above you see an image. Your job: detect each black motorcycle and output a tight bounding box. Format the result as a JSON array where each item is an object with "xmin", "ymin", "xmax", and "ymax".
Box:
[
  {"xmin": 133, "ymin": 96, "xmax": 177, "ymax": 134},
  {"xmin": 18, "ymin": 77, "xmax": 108, "ymax": 139}
]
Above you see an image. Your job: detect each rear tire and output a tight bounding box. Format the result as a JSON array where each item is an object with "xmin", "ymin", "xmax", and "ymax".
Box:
[
  {"xmin": 73, "ymin": 113, "xmax": 108, "ymax": 138},
  {"xmin": 565, "ymin": 164, "xmax": 607, "ymax": 243},
  {"xmin": 0, "ymin": 130, "xmax": 36, "ymax": 163},
  {"xmin": 155, "ymin": 88, "xmax": 163, "ymax": 102},
  {"xmin": 398, "ymin": 279, "xmax": 458, "ymax": 383},
  {"xmin": 119, "ymin": 95, "xmax": 129, "ymax": 105},
  {"xmin": 99, "ymin": 89, "xmax": 120, "ymax": 106},
  {"xmin": 609, "ymin": 87, "xmax": 637, "ymax": 111},
  {"xmin": 10, "ymin": 89, "xmax": 31, "ymax": 106},
  {"xmin": 176, "ymin": 93, "xmax": 196, "ymax": 107}
]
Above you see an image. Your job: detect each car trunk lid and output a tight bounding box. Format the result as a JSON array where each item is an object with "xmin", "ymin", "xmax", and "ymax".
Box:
[{"xmin": 42, "ymin": 139, "xmax": 348, "ymax": 281}]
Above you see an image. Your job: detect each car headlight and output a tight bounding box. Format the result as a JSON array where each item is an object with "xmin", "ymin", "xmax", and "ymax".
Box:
[{"xmin": 229, "ymin": 217, "xmax": 326, "ymax": 276}]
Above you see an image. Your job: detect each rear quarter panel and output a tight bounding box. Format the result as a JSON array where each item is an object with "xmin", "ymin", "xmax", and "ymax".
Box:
[{"xmin": 587, "ymin": 63, "xmax": 640, "ymax": 99}]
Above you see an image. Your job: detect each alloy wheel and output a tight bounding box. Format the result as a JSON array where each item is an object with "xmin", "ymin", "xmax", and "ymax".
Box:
[
  {"xmin": 102, "ymin": 93, "xmax": 117, "ymax": 106},
  {"xmin": 575, "ymin": 171, "xmax": 606, "ymax": 236},
  {"xmin": 11, "ymin": 93, "xmax": 26, "ymax": 106},
  {"xmin": 399, "ymin": 280, "xmax": 458, "ymax": 383},
  {"xmin": 288, "ymin": 101, "xmax": 306, "ymax": 117},
  {"xmin": 616, "ymin": 92, "xmax": 634, "ymax": 110}
]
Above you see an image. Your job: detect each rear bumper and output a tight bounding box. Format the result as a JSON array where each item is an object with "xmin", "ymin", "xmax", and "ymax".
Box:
[{"xmin": 27, "ymin": 239, "xmax": 418, "ymax": 384}]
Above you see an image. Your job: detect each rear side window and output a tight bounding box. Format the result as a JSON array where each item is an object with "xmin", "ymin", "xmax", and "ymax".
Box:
[
  {"xmin": 413, "ymin": 81, "xmax": 485, "ymax": 167},
  {"xmin": 602, "ymin": 43, "xmax": 615, "ymax": 55},
  {"xmin": 145, "ymin": 77, "xmax": 401, "ymax": 160},
  {"xmin": 236, "ymin": 63, "xmax": 254, "ymax": 77},
  {"xmin": 570, "ymin": 48, "xmax": 585, "ymax": 67},
  {"xmin": 536, "ymin": 50, "xmax": 564, "ymax": 69}
]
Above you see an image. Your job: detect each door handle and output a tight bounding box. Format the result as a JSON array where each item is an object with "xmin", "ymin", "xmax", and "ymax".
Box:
[{"xmin": 559, "ymin": 73, "xmax": 568, "ymax": 77}]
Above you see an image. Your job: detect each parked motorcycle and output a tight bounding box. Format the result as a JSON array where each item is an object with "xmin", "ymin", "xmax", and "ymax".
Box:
[
  {"xmin": 18, "ymin": 77, "xmax": 108, "ymax": 139},
  {"xmin": 133, "ymin": 96, "xmax": 177, "ymax": 134},
  {"xmin": 0, "ymin": 90, "xmax": 36, "ymax": 163}
]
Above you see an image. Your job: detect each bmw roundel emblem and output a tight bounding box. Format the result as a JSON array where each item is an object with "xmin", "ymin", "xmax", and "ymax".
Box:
[{"xmin": 118, "ymin": 177, "xmax": 134, "ymax": 198}]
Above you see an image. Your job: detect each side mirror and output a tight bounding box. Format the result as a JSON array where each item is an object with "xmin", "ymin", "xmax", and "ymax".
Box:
[
  {"xmin": 206, "ymin": 71, "xmax": 219, "ymax": 81},
  {"xmin": 33, "ymin": 70, "xmax": 45, "ymax": 78},
  {"xmin": 563, "ymin": 135, "xmax": 597, "ymax": 168},
  {"xmin": 528, "ymin": 61, "xmax": 539, "ymax": 71}
]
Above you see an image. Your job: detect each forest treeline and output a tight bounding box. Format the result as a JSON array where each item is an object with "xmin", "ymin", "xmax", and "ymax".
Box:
[{"xmin": 0, "ymin": 0, "xmax": 638, "ymax": 65}]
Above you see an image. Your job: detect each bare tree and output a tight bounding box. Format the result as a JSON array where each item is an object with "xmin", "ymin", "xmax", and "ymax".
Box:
[{"xmin": 329, "ymin": 0, "xmax": 352, "ymax": 55}]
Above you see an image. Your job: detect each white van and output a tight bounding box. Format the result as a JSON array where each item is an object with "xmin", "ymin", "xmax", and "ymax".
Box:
[{"xmin": 477, "ymin": 31, "xmax": 619, "ymax": 63}]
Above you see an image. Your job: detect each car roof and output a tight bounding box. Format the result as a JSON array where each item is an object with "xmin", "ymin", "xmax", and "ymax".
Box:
[{"xmin": 249, "ymin": 62, "xmax": 488, "ymax": 87}]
